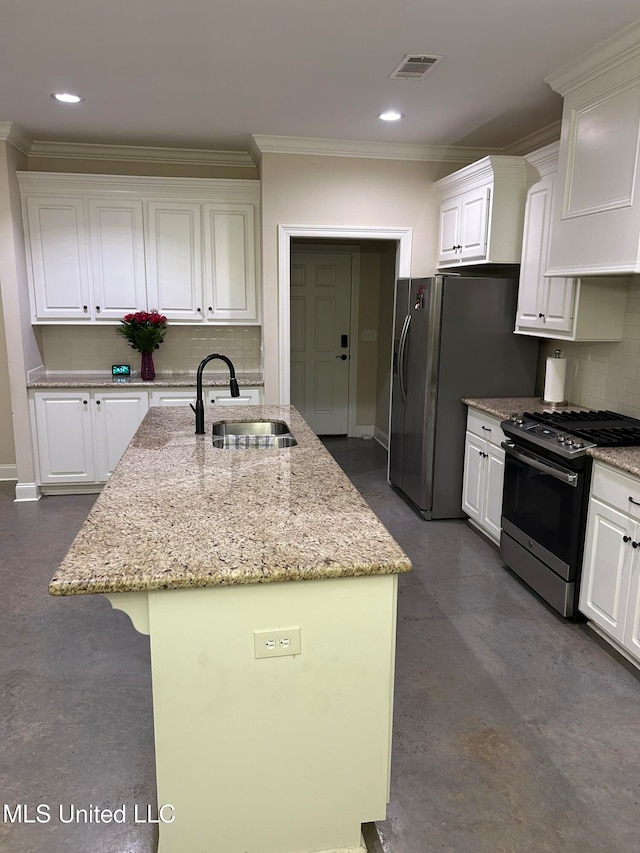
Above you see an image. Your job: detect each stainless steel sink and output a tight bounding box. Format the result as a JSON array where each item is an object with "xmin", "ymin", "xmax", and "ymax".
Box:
[
  {"xmin": 212, "ymin": 434, "xmax": 298, "ymax": 450},
  {"xmin": 212, "ymin": 420, "xmax": 291, "ymax": 437},
  {"xmin": 211, "ymin": 419, "xmax": 297, "ymax": 450}
]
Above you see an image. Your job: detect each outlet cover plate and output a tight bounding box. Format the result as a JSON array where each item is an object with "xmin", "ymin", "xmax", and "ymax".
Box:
[{"xmin": 254, "ymin": 627, "xmax": 301, "ymax": 659}]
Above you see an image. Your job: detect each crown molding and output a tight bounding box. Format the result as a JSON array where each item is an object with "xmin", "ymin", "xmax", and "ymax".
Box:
[
  {"xmin": 250, "ymin": 133, "xmax": 502, "ymax": 164},
  {"xmin": 523, "ymin": 140, "xmax": 560, "ymax": 177},
  {"xmin": 17, "ymin": 171, "xmax": 260, "ymax": 201},
  {"xmin": 0, "ymin": 122, "xmax": 33, "ymax": 156},
  {"xmin": 502, "ymin": 121, "xmax": 561, "ymax": 156},
  {"xmin": 545, "ymin": 19, "xmax": 640, "ymax": 96},
  {"xmin": 28, "ymin": 140, "xmax": 255, "ymax": 168},
  {"xmin": 434, "ymin": 154, "xmax": 529, "ymax": 194}
]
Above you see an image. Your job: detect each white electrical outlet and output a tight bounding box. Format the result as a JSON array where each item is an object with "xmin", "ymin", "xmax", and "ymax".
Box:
[{"xmin": 254, "ymin": 627, "xmax": 301, "ymax": 659}]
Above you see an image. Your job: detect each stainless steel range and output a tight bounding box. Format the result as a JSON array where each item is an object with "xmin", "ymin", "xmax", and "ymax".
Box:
[{"xmin": 500, "ymin": 409, "xmax": 640, "ymax": 618}]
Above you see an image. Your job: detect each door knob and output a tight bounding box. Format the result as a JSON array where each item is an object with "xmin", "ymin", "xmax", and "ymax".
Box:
[{"xmin": 336, "ymin": 354, "xmax": 348, "ymax": 360}]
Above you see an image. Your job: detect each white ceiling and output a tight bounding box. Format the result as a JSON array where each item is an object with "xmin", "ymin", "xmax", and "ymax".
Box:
[{"xmin": 2, "ymin": 0, "xmax": 640, "ymax": 154}]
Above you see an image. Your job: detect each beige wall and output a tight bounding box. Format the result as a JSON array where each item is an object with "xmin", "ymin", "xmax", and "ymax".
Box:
[
  {"xmin": 0, "ymin": 140, "xmax": 43, "ymax": 488},
  {"xmin": 355, "ymin": 244, "xmax": 382, "ymax": 427},
  {"xmin": 375, "ymin": 243, "xmax": 397, "ymax": 441},
  {"xmin": 259, "ymin": 153, "xmax": 442, "ymax": 403},
  {"xmin": 540, "ymin": 275, "xmax": 640, "ymax": 416}
]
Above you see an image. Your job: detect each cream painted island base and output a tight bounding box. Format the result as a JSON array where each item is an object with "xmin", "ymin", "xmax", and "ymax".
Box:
[
  {"xmin": 107, "ymin": 574, "xmax": 397, "ymax": 853},
  {"xmin": 51, "ymin": 406, "xmax": 410, "ymax": 853}
]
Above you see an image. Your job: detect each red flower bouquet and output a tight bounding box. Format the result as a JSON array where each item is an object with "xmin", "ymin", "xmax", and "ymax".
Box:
[{"xmin": 116, "ymin": 310, "xmax": 168, "ymax": 353}]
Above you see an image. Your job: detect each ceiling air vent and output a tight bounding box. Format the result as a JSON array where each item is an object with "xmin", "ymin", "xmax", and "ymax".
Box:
[{"xmin": 389, "ymin": 54, "xmax": 443, "ymax": 80}]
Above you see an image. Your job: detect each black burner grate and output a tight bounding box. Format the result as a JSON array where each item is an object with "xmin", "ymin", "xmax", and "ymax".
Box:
[{"xmin": 524, "ymin": 409, "xmax": 640, "ymax": 448}]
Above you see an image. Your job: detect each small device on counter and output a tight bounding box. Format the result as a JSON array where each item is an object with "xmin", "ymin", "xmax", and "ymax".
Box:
[
  {"xmin": 112, "ymin": 364, "xmax": 131, "ymax": 383},
  {"xmin": 543, "ymin": 348, "xmax": 567, "ymax": 406}
]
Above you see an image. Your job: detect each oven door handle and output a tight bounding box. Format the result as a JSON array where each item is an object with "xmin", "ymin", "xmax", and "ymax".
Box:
[{"xmin": 501, "ymin": 441, "xmax": 579, "ymax": 487}]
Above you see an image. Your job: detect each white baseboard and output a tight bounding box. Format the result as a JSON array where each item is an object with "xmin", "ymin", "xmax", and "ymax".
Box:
[
  {"xmin": 14, "ymin": 482, "xmax": 41, "ymax": 502},
  {"xmin": 373, "ymin": 426, "xmax": 388, "ymax": 450},
  {"xmin": 349, "ymin": 424, "xmax": 375, "ymax": 439},
  {"xmin": 0, "ymin": 464, "xmax": 18, "ymax": 481}
]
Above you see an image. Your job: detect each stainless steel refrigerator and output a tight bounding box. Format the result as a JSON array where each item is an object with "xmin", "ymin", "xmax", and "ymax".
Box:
[{"xmin": 389, "ymin": 274, "xmax": 539, "ymax": 519}]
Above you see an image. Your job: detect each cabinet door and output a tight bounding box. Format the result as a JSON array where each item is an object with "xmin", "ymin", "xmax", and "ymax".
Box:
[
  {"xmin": 207, "ymin": 388, "xmax": 261, "ymax": 406},
  {"xmin": 516, "ymin": 177, "xmax": 553, "ymax": 331},
  {"xmin": 88, "ymin": 199, "xmax": 147, "ymax": 319},
  {"xmin": 33, "ymin": 392, "xmax": 95, "ymax": 483},
  {"xmin": 539, "ymin": 278, "xmax": 575, "ymax": 334},
  {"xmin": 579, "ymin": 497, "xmax": 632, "ymax": 643},
  {"xmin": 460, "ymin": 186, "xmax": 490, "ymax": 261},
  {"xmin": 482, "ymin": 443, "xmax": 505, "ymax": 543},
  {"xmin": 623, "ymin": 551, "xmax": 640, "ymax": 661},
  {"xmin": 203, "ymin": 203, "xmax": 258, "ymax": 322},
  {"xmin": 25, "ymin": 198, "xmax": 91, "ymax": 320},
  {"xmin": 146, "ymin": 202, "xmax": 203, "ymax": 320},
  {"xmin": 438, "ymin": 197, "xmax": 461, "ymax": 264},
  {"xmin": 461, "ymin": 431, "xmax": 485, "ymax": 524},
  {"xmin": 150, "ymin": 389, "xmax": 197, "ymax": 407},
  {"xmin": 92, "ymin": 392, "xmax": 149, "ymax": 481},
  {"xmin": 516, "ymin": 174, "xmax": 575, "ymax": 335}
]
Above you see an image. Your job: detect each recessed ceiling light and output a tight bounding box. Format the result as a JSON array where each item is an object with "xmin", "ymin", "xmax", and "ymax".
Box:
[
  {"xmin": 378, "ymin": 110, "xmax": 403, "ymax": 122},
  {"xmin": 51, "ymin": 92, "xmax": 84, "ymax": 104}
]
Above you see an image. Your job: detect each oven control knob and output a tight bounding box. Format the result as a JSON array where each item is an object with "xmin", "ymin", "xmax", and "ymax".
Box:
[
  {"xmin": 573, "ymin": 440, "xmax": 583, "ymax": 449},
  {"xmin": 515, "ymin": 418, "xmax": 524, "ymax": 426},
  {"xmin": 565, "ymin": 439, "xmax": 574, "ymax": 446},
  {"xmin": 557, "ymin": 434, "xmax": 567, "ymax": 442}
]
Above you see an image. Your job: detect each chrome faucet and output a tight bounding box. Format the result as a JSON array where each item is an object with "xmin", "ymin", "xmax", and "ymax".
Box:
[{"xmin": 192, "ymin": 353, "xmax": 240, "ymax": 434}]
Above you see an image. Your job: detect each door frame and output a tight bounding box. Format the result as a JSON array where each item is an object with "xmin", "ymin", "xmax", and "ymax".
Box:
[{"xmin": 278, "ymin": 226, "xmax": 413, "ymax": 433}]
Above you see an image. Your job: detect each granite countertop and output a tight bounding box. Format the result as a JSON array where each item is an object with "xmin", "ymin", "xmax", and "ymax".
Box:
[
  {"xmin": 28, "ymin": 371, "xmax": 263, "ymax": 389},
  {"xmin": 587, "ymin": 447, "xmax": 640, "ymax": 478},
  {"xmin": 49, "ymin": 406, "xmax": 412, "ymax": 596},
  {"xmin": 463, "ymin": 396, "xmax": 640, "ymax": 479},
  {"xmin": 461, "ymin": 396, "xmax": 576, "ymax": 420}
]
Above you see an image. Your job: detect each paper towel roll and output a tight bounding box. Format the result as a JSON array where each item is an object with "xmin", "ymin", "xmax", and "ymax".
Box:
[{"xmin": 543, "ymin": 355, "xmax": 567, "ymax": 404}]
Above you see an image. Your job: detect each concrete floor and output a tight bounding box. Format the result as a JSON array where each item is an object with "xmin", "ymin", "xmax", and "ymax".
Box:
[{"xmin": 1, "ymin": 439, "xmax": 639, "ymax": 852}]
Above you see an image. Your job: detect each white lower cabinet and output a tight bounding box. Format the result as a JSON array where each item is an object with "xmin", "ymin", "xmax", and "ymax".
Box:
[
  {"xmin": 149, "ymin": 386, "xmax": 261, "ymax": 407},
  {"xmin": 462, "ymin": 409, "xmax": 506, "ymax": 544},
  {"xmin": 92, "ymin": 392, "xmax": 149, "ymax": 481},
  {"xmin": 580, "ymin": 462, "xmax": 640, "ymax": 665},
  {"xmin": 33, "ymin": 392, "xmax": 96, "ymax": 485},
  {"xmin": 33, "ymin": 385, "xmax": 263, "ymax": 490},
  {"xmin": 33, "ymin": 389, "xmax": 148, "ymax": 488}
]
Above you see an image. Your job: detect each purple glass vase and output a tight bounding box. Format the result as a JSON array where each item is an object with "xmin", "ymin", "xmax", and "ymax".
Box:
[{"xmin": 140, "ymin": 351, "xmax": 156, "ymax": 381}]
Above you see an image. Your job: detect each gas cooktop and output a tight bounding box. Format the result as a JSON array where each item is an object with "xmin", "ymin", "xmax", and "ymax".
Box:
[{"xmin": 502, "ymin": 409, "xmax": 640, "ymax": 459}]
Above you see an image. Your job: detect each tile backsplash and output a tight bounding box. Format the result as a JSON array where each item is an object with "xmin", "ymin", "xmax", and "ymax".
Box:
[
  {"xmin": 40, "ymin": 325, "xmax": 262, "ymax": 375},
  {"xmin": 541, "ymin": 275, "xmax": 640, "ymax": 416}
]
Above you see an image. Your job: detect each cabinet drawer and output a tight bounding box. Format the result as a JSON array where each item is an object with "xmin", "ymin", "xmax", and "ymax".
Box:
[
  {"xmin": 466, "ymin": 409, "xmax": 505, "ymax": 446},
  {"xmin": 591, "ymin": 462, "xmax": 640, "ymax": 523}
]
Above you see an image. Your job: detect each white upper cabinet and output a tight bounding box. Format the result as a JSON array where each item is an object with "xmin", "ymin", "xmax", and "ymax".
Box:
[
  {"xmin": 203, "ymin": 203, "xmax": 257, "ymax": 322},
  {"xmin": 515, "ymin": 143, "xmax": 630, "ymax": 341},
  {"xmin": 545, "ymin": 21, "xmax": 640, "ymax": 276},
  {"xmin": 24, "ymin": 197, "xmax": 91, "ymax": 320},
  {"xmin": 435, "ymin": 155, "xmax": 529, "ymax": 267},
  {"xmin": 18, "ymin": 173, "xmax": 261, "ymax": 325},
  {"xmin": 146, "ymin": 202, "xmax": 203, "ymax": 321},
  {"xmin": 88, "ymin": 198, "xmax": 147, "ymax": 319}
]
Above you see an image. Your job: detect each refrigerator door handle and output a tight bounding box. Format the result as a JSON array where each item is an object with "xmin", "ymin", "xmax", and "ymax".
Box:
[{"xmin": 398, "ymin": 313, "xmax": 411, "ymax": 404}]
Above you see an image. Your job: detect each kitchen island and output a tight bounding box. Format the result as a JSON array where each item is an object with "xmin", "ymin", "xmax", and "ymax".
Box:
[{"xmin": 50, "ymin": 405, "xmax": 411, "ymax": 853}]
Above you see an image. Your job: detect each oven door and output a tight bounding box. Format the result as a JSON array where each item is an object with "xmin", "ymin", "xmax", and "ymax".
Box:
[{"xmin": 500, "ymin": 440, "xmax": 588, "ymax": 580}]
